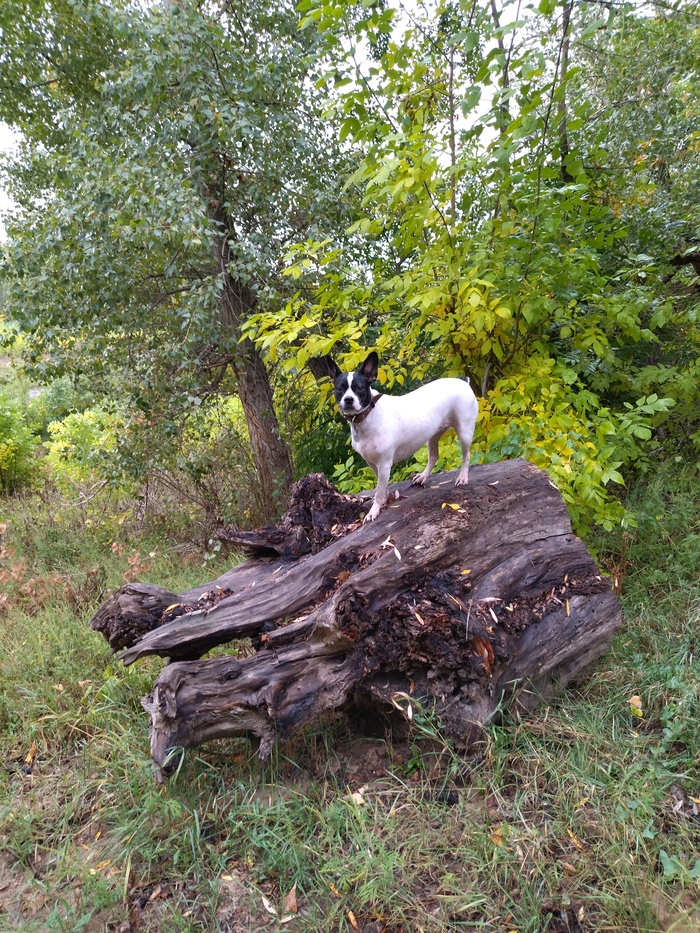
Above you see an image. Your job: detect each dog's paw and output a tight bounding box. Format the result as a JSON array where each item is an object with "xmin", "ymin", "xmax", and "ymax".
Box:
[
  {"xmin": 411, "ymin": 473, "xmax": 427, "ymax": 487},
  {"xmin": 364, "ymin": 504, "xmax": 382, "ymax": 522},
  {"xmin": 454, "ymin": 476, "xmax": 469, "ymax": 487}
]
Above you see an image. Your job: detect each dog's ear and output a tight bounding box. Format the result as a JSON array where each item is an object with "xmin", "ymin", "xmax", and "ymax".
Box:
[
  {"xmin": 308, "ymin": 356, "xmax": 341, "ymax": 382},
  {"xmin": 358, "ymin": 351, "xmax": 379, "ymax": 383}
]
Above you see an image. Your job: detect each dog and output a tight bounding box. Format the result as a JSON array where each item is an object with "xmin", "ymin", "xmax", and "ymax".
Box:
[{"xmin": 323, "ymin": 351, "xmax": 479, "ymax": 522}]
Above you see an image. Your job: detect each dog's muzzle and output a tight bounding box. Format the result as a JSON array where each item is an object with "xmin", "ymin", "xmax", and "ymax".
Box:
[{"xmin": 341, "ymin": 394, "xmax": 382, "ymax": 425}]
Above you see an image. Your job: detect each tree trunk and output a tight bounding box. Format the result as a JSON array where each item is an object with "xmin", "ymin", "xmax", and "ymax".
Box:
[
  {"xmin": 212, "ymin": 218, "xmax": 294, "ymax": 519},
  {"xmin": 90, "ymin": 461, "xmax": 621, "ymax": 781},
  {"xmin": 558, "ymin": 0, "xmax": 574, "ymax": 183}
]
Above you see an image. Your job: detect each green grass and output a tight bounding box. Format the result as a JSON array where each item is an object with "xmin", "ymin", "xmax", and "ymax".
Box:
[{"xmin": 1, "ymin": 464, "xmax": 699, "ymax": 932}]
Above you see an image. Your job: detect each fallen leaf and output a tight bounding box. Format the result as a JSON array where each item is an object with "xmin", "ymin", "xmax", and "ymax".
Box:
[
  {"xmin": 391, "ymin": 692, "xmax": 414, "ymax": 721},
  {"xmin": 164, "ymin": 603, "xmax": 180, "ymax": 613},
  {"xmin": 629, "ymin": 695, "xmax": 643, "ymax": 718},
  {"xmin": 471, "ymin": 636, "xmax": 494, "ymax": 675},
  {"xmin": 460, "ymin": 568, "xmax": 471, "ymax": 575},
  {"xmin": 261, "ymin": 896, "xmax": 277, "ymax": 916},
  {"xmin": 565, "ymin": 599, "xmax": 570, "ymax": 617},
  {"xmin": 393, "ymin": 546, "xmax": 401, "ymax": 561},
  {"xmin": 336, "ymin": 570, "xmax": 351, "ymax": 583},
  {"xmin": 348, "ymin": 910, "xmax": 359, "ymax": 929},
  {"xmin": 349, "ymin": 791, "xmax": 365, "ymax": 806},
  {"xmin": 567, "ymin": 828, "xmax": 584, "ymax": 850},
  {"xmin": 490, "ymin": 827, "xmax": 504, "ymax": 847},
  {"xmin": 487, "ymin": 481, "xmax": 499, "ymax": 486},
  {"xmin": 24, "ymin": 742, "xmax": 37, "ymax": 765},
  {"xmin": 283, "ymin": 882, "xmax": 297, "ymax": 915}
]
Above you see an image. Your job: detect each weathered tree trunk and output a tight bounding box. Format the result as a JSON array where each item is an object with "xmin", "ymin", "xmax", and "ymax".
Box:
[
  {"xmin": 90, "ymin": 461, "xmax": 621, "ymax": 781},
  {"xmin": 211, "ymin": 204, "xmax": 294, "ymax": 518}
]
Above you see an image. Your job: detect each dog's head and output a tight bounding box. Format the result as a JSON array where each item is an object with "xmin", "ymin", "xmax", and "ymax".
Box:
[{"xmin": 323, "ymin": 352, "xmax": 378, "ymax": 416}]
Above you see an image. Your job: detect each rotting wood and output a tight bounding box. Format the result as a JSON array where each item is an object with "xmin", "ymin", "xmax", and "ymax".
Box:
[{"xmin": 90, "ymin": 460, "xmax": 622, "ymax": 781}]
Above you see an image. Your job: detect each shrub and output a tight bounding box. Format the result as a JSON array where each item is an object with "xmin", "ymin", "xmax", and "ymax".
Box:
[
  {"xmin": 0, "ymin": 393, "xmax": 39, "ymax": 493},
  {"xmin": 44, "ymin": 408, "xmax": 122, "ymax": 487}
]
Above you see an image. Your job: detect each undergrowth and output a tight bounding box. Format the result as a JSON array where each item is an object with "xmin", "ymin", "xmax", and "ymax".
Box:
[{"xmin": 0, "ymin": 462, "xmax": 699, "ymax": 932}]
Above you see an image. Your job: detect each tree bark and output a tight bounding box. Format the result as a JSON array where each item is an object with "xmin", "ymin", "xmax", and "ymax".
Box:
[
  {"xmin": 90, "ymin": 462, "xmax": 621, "ymax": 781},
  {"xmin": 211, "ymin": 209, "xmax": 294, "ymax": 519},
  {"xmin": 558, "ymin": 0, "xmax": 574, "ymax": 183}
]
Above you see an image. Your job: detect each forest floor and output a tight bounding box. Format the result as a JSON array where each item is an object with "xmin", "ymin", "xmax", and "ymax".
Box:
[{"xmin": 0, "ymin": 462, "xmax": 699, "ymax": 933}]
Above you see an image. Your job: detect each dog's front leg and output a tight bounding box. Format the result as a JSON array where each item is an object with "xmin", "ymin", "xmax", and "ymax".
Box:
[{"xmin": 365, "ymin": 460, "xmax": 391, "ymax": 522}]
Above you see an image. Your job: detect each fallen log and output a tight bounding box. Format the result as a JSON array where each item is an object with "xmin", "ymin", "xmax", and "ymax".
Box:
[{"xmin": 90, "ymin": 460, "xmax": 621, "ymax": 780}]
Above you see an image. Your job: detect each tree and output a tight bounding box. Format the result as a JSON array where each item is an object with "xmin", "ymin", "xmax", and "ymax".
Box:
[
  {"xmin": 245, "ymin": 0, "xmax": 695, "ymax": 532},
  {"xmin": 567, "ymin": 4, "xmax": 700, "ymax": 444},
  {"xmin": 1, "ymin": 0, "xmax": 353, "ymax": 517}
]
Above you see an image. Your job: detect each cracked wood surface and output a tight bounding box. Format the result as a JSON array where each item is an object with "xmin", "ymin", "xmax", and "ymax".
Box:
[{"xmin": 85, "ymin": 461, "xmax": 623, "ymax": 778}]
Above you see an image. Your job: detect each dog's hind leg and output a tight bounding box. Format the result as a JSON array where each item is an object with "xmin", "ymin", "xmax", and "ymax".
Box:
[
  {"xmin": 411, "ymin": 430, "xmax": 443, "ymax": 486},
  {"xmin": 454, "ymin": 414, "xmax": 476, "ymax": 486}
]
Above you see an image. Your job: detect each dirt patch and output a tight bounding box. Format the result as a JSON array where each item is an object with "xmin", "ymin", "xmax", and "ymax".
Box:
[{"xmin": 0, "ymin": 854, "xmax": 34, "ymax": 927}]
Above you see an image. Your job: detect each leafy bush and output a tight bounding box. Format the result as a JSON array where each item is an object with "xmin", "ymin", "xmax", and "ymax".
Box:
[
  {"xmin": 26, "ymin": 375, "xmax": 93, "ymax": 437},
  {"xmin": 0, "ymin": 393, "xmax": 39, "ymax": 493},
  {"xmin": 44, "ymin": 408, "xmax": 122, "ymax": 487}
]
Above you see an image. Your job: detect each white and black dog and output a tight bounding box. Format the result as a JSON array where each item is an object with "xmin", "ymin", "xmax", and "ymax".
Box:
[{"xmin": 324, "ymin": 352, "xmax": 479, "ymax": 522}]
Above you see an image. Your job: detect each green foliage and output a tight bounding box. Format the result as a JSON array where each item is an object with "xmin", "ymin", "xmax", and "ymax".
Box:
[
  {"xmin": 1, "ymin": 0, "xmax": 351, "ymax": 468},
  {"xmin": 45, "ymin": 408, "xmax": 122, "ymax": 487},
  {"xmin": 244, "ymin": 0, "xmax": 700, "ymax": 532},
  {"xmin": 0, "ymin": 391, "xmax": 39, "ymax": 492},
  {"xmin": 25, "ymin": 375, "xmax": 89, "ymax": 436},
  {"xmin": 2, "ymin": 0, "xmax": 700, "ymax": 535}
]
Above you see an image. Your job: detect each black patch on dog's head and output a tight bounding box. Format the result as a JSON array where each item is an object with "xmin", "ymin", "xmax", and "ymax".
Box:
[
  {"xmin": 330, "ymin": 353, "xmax": 378, "ymax": 414},
  {"xmin": 358, "ymin": 351, "xmax": 378, "ymax": 383}
]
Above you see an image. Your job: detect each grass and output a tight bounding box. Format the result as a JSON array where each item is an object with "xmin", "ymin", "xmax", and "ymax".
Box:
[{"xmin": 1, "ymin": 463, "xmax": 699, "ymax": 932}]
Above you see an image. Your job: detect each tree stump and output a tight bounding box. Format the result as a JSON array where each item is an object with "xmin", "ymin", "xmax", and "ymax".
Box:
[{"xmin": 90, "ymin": 460, "xmax": 621, "ymax": 781}]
